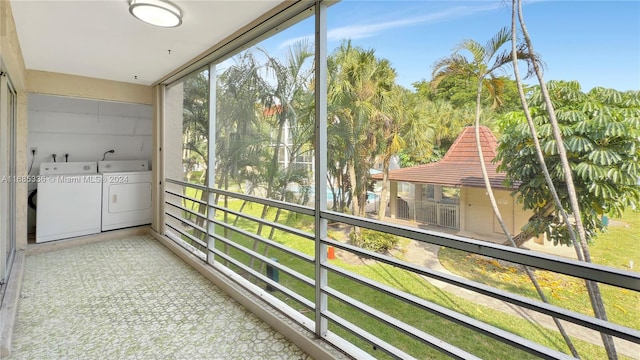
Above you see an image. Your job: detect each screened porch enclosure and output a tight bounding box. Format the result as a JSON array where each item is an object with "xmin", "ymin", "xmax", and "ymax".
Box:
[
  {"xmin": 382, "ymin": 182, "xmax": 461, "ymax": 230},
  {"xmin": 156, "ymin": 2, "xmax": 640, "ymax": 359}
]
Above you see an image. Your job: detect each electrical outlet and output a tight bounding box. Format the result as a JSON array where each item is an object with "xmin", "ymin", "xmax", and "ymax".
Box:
[{"xmin": 30, "ymin": 147, "xmax": 38, "ymax": 156}]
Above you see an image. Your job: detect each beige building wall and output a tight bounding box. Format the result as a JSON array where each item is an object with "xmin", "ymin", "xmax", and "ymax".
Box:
[{"xmin": 461, "ymin": 187, "xmax": 534, "ymax": 243}]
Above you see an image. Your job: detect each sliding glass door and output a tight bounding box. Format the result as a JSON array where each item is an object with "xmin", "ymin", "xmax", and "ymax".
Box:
[{"xmin": 0, "ymin": 72, "xmax": 17, "ymax": 304}]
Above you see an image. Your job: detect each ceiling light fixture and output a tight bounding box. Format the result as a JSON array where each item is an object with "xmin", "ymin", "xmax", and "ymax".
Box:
[{"xmin": 129, "ymin": 0, "xmax": 182, "ymax": 28}]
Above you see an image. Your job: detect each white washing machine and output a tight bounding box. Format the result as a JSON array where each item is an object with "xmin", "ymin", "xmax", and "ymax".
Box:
[
  {"xmin": 98, "ymin": 160, "xmax": 152, "ymax": 231},
  {"xmin": 36, "ymin": 162, "xmax": 103, "ymax": 243}
]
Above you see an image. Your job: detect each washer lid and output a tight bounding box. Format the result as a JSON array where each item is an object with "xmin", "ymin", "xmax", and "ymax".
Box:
[
  {"xmin": 99, "ymin": 160, "xmax": 149, "ymax": 172},
  {"xmin": 39, "ymin": 162, "xmax": 98, "ymax": 175}
]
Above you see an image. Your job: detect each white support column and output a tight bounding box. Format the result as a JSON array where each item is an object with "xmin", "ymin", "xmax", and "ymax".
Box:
[
  {"xmin": 163, "ymin": 82, "xmax": 185, "ymax": 235},
  {"xmin": 0, "ymin": 74, "xmax": 7, "ymax": 284},
  {"xmin": 434, "ymin": 185, "xmax": 443, "ymax": 226},
  {"xmin": 434, "ymin": 185, "xmax": 443, "ymax": 202},
  {"xmin": 415, "ymin": 183, "xmax": 423, "ymax": 223},
  {"xmin": 390, "ymin": 181, "xmax": 398, "ymax": 219},
  {"xmin": 459, "ymin": 187, "xmax": 466, "ymax": 232},
  {"xmin": 207, "ymin": 64, "xmax": 217, "ymax": 266},
  {"xmin": 314, "ymin": 0, "xmax": 328, "ymax": 338},
  {"xmin": 152, "ymin": 85, "xmax": 165, "ymax": 233}
]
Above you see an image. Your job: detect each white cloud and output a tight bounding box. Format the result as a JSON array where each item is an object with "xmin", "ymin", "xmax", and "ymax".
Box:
[
  {"xmin": 278, "ymin": 2, "xmax": 503, "ymax": 49},
  {"xmin": 327, "ymin": 3, "xmax": 501, "ymax": 40}
]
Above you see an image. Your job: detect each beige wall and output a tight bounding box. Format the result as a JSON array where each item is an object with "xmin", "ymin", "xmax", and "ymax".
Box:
[
  {"xmin": 27, "ymin": 70, "xmax": 152, "ymax": 105},
  {"xmin": 0, "ymin": 0, "xmax": 26, "ymax": 89},
  {"xmin": 2, "ymin": 0, "xmax": 155, "ymax": 249},
  {"xmin": 1, "ymin": 0, "xmax": 27, "ymax": 250},
  {"xmin": 462, "ymin": 187, "xmax": 534, "ymax": 242}
]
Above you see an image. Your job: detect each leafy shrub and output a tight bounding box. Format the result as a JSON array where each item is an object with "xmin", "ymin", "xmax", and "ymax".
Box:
[{"xmin": 350, "ymin": 228, "xmax": 399, "ymax": 252}]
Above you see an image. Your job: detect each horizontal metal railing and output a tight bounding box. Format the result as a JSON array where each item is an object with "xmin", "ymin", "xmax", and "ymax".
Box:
[
  {"xmin": 321, "ymin": 211, "xmax": 640, "ymax": 291},
  {"xmin": 323, "ymin": 286, "xmax": 483, "ymax": 360},
  {"xmin": 209, "ymin": 243, "xmax": 316, "ymax": 310},
  {"xmin": 164, "ymin": 180, "xmax": 320, "ymax": 333},
  {"xmin": 164, "ymin": 179, "xmax": 209, "ymax": 257},
  {"xmin": 209, "ymin": 217, "xmax": 315, "ymax": 264},
  {"xmin": 163, "ymin": 178, "xmax": 640, "ymax": 359}
]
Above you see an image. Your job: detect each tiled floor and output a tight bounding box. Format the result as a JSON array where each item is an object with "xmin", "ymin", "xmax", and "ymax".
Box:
[{"xmin": 8, "ymin": 235, "xmax": 312, "ymax": 359}]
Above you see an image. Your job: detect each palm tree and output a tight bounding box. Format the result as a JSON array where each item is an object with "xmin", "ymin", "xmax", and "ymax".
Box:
[
  {"xmin": 180, "ymin": 70, "xmax": 210, "ymax": 249},
  {"xmin": 431, "ymin": 27, "xmax": 579, "ymax": 356},
  {"xmin": 376, "ymin": 85, "xmax": 415, "ymax": 220},
  {"xmin": 423, "ymin": 99, "xmax": 473, "ymax": 160},
  {"xmin": 240, "ymin": 41, "xmax": 315, "ymax": 271},
  {"xmin": 328, "ymin": 41, "xmax": 396, "ymax": 218},
  {"xmin": 510, "ymin": 1, "xmax": 617, "ymax": 357},
  {"xmin": 431, "ymin": 29, "xmax": 529, "ymax": 240},
  {"xmin": 259, "ymin": 40, "xmax": 314, "ymax": 202},
  {"xmin": 216, "ymin": 49, "xmax": 271, "ymax": 195},
  {"xmin": 216, "ymin": 49, "xmax": 272, "ymax": 265}
]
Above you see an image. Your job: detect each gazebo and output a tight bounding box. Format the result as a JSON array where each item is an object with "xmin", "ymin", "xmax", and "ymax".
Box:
[{"xmin": 372, "ymin": 126, "xmax": 536, "ymax": 243}]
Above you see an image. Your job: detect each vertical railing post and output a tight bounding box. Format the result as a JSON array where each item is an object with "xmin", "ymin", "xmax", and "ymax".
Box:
[
  {"xmin": 152, "ymin": 85, "xmax": 165, "ymax": 234},
  {"xmin": 207, "ymin": 64, "xmax": 217, "ymax": 265},
  {"xmin": 314, "ymin": 0, "xmax": 328, "ymax": 338},
  {"xmin": 0, "ymin": 73, "xmax": 7, "ymax": 283}
]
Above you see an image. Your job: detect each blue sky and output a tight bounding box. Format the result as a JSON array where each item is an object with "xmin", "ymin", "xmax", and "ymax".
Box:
[{"xmin": 265, "ymin": 0, "xmax": 640, "ymax": 92}]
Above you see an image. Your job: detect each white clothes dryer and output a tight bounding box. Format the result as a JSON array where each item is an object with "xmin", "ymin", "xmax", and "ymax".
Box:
[
  {"xmin": 36, "ymin": 162, "xmax": 102, "ymax": 243},
  {"xmin": 98, "ymin": 160, "xmax": 152, "ymax": 231}
]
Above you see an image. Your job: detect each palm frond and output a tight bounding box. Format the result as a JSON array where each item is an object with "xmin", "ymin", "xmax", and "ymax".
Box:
[
  {"xmin": 459, "ymin": 39, "xmax": 486, "ymax": 65},
  {"xmin": 485, "ymin": 27, "xmax": 511, "ymax": 59}
]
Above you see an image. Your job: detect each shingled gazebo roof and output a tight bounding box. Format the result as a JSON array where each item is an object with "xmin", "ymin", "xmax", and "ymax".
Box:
[{"xmin": 372, "ymin": 126, "xmax": 513, "ymax": 190}]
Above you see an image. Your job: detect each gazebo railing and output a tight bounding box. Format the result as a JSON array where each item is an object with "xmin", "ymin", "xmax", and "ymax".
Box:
[{"xmin": 416, "ymin": 200, "xmax": 460, "ymax": 229}]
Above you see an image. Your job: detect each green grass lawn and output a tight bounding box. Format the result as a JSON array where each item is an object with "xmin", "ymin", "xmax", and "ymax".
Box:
[
  {"xmin": 591, "ymin": 209, "xmax": 640, "ymax": 271},
  {"xmin": 439, "ymin": 209, "xmax": 640, "ymax": 330},
  {"xmin": 172, "ymin": 188, "xmax": 632, "ymax": 359}
]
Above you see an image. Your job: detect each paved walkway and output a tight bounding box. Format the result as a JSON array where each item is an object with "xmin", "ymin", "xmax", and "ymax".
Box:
[{"xmin": 402, "ymin": 239, "xmax": 640, "ymax": 359}]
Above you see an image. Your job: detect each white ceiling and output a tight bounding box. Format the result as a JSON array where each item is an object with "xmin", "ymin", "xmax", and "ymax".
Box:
[{"xmin": 10, "ymin": 0, "xmax": 284, "ymax": 85}]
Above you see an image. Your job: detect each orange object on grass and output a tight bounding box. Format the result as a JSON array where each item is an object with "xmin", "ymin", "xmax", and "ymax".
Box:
[{"xmin": 327, "ymin": 246, "xmax": 335, "ymax": 260}]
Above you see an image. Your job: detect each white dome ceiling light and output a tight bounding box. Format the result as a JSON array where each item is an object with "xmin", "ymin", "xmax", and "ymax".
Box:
[{"xmin": 129, "ymin": 0, "xmax": 182, "ymax": 28}]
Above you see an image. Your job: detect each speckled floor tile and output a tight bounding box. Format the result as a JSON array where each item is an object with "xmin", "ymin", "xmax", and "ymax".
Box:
[{"xmin": 8, "ymin": 235, "xmax": 312, "ymax": 360}]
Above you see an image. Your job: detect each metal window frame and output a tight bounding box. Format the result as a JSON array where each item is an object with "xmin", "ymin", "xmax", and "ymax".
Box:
[{"xmin": 159, "ymin": 0, "xmax": 640, "ymax": 358}]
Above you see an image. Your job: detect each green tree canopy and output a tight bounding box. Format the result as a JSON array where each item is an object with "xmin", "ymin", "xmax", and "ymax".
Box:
[
  {"xmin": 414, "ymin": 74, "xmax": 523, "ymax": 114},
  {"xmin": 497, "ymin": 80, "xmax": 640, "ymax": 245},
  {"xmin": 327, "ymin": 40, "xmax": 397, "ymax": 216}
]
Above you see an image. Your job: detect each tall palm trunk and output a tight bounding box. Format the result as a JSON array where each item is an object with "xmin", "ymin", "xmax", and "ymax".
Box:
[
  {"xmin": 347, "ymin": 161, "xmax": 363, "ymax": 241},
  {"xmin": 471, "ymin": 77, "xmax": 578, "ymax": 357},
  {"xmin": 506, "ymin": 4, "xmax": 581, "ymax": 356},
  {"xmin": 347, "ymin": 161, "xmax": 361, "ymax": 216},
  {"xmin": 514, "ymin": 1, "xmax": 617, "ymax": 358},
  {"xmin": 249, "ymin": 117, "xmax": 285, "ymax": 273},
  {"xmin": 378, "ymin": 155, "xmax": 391, "ymax": 220}
]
